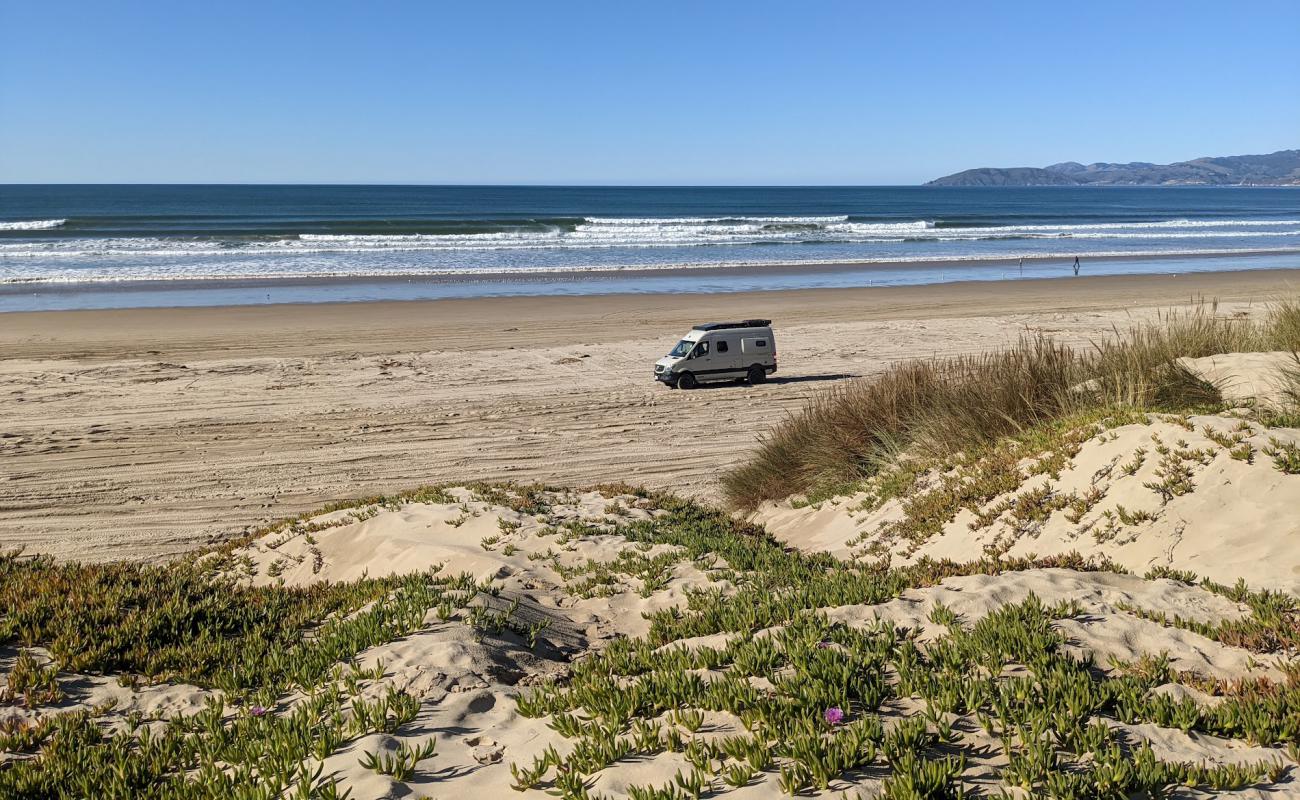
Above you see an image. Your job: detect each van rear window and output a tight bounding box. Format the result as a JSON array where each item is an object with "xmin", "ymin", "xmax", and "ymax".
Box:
[{"xmin": 756, "ymin": 340, "xmax": 767, "ymax": 347}]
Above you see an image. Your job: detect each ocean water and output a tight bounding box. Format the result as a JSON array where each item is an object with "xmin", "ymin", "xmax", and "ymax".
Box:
[{"xmin": 1, "ymin": 185, "xmax": 1298, "ymax": 311}]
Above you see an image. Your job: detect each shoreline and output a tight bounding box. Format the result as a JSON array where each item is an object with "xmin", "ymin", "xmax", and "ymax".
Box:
[
  {"xmin": 3, "ymin": 266, "xmax": 1299, "ymax": 361},
  {"xmin": 3, "ymin": 248, "xmax": 1299, "ymax": 314}
]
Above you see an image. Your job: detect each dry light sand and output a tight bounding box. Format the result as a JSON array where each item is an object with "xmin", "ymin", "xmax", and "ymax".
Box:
[{"xmin": 2, "ymin": 268, "xmax": 1299, "ymax": 562}]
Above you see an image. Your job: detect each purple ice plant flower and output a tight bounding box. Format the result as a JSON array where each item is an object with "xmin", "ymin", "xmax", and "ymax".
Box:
[
  {"xmin": 823, "ymin": 706, "xmax": 845, "ymax": 726},
  {"xmin": 249, "ymin": 705, "xmax": 267, "ymax": 718},
  {"xmin": 816, "ymin": 640, "xmax": 833, "ymax": 649}
]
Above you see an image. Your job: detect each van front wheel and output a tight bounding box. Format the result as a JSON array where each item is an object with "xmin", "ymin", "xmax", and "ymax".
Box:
[
  {"xmin": 747, "ymin": 365, "xmax": 767, "ymax": 385},
  {"xmin": 677, "ymin": 372, "xmax": 698, "ymax": 390}
]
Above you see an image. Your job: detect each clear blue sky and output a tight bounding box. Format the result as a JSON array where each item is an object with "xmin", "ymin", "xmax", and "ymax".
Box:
[{"xmin": 2, "ymin": 0, "xmax": 1297, "ymax": 185}]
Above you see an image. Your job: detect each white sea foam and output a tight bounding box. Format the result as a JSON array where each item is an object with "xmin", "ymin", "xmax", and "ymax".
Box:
[
  {"xmin": 582, "ymin": 215, "xmax": 851, "ymax": 225},
  {"xmin": 1, "ymin": 215, "xmax": 1298, "ymax": 287},
  {"xmin": 4, "ymin": 216, "xmax": 1296, "ymax": 260},
  {"xmin": 288, "ymin": 216, "xmax": 1296, "ymax": 252},
  {"xmin": 3, "ymin": 246, "xmax": 1299, "ymax": 286},
  {"xmin": 0, "ymin": 219, "xmax": 66, "ymax": 231},
  {"xmin": 299, "ymin": 230, "xmax": 565, "ymax": 243}
]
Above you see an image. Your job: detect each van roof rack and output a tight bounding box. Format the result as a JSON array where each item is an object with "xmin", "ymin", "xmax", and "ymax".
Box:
[{"xmin": 692, "ymin": 319, "xmax": 771, "ymax": 331}]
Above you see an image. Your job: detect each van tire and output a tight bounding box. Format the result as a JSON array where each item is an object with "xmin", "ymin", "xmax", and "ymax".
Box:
[
  {"xmin": 677, "ymin": 372, "xmax": 698, "ymax": 390},
  {"xmin": 747, "ymin": 365, "xmax": 767, "ymax": 385}
]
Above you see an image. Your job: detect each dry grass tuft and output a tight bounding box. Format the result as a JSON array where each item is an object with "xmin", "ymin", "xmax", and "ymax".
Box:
[{"xmin": 725, "ymin": 298, "xmax": 1300, "ymax": 509}]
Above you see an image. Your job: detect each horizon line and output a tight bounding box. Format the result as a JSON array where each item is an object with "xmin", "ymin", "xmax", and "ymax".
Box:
[
  {"xmin": 6, "ymin": 182, "xmax": 1293, "ymax": 189},
  {"xmin": 1, "ymin": 181, "xmax": 932, "ymax": 188}
]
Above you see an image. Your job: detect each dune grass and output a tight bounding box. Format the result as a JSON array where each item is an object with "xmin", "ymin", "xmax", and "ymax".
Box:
[
  {"xmin": 724, "ymin": 298, "xmax": 1300, "ymax": 510},
  {"xmin": 1280, "ymin": 351, "xmax": 1300, "ymax": 412}
]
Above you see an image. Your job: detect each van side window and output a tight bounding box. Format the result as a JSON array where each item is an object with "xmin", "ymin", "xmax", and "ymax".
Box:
[
  {"xmin": 756, "ymin": 340, "xmax": 767, "ymax": 347},
  {"xmin": 693, "ymin": 341, "xmax": 709, "ymax": 357},
  {"xmin": 717, "ymin": 340, "xmax": 729, "ymax": 353}
]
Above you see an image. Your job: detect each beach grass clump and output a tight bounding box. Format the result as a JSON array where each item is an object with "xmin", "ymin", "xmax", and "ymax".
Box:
[
  {"xmin": 1278, "ymin": 355, "xmax": 1300, "ymax": 423},
  {"xmin": 723, "ymin": 336, "xmax": 1089, "ymax": 509},
  {"xmin": 724, "ymin": 298, "xmax": 1300, "ymax": 509},
  {"xmin": 1269, "ymin": 297, "xmax": 1300, "ymax": 352}
]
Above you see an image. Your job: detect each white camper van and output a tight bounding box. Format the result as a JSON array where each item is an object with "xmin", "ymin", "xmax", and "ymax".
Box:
[{"xmin": 654, "ymin": 319, "xmax": 777, "ymax": 389}]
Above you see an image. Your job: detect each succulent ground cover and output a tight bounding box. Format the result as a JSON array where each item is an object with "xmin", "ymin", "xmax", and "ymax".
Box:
[{"xmin": 3, "ymin": 484, "xmax": 1300, "ymax": 798}]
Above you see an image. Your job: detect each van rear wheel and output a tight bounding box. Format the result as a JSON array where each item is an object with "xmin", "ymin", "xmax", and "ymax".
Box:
[
  {"xmin": 747, "ymin": 365, "xmax": 767, "ymax": 385},
  {"xmin": 677, "ymin": 372, "xmax": 698, "ymax": 390}
]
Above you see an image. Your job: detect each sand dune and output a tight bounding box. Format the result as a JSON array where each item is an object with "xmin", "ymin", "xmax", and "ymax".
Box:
[
  {"xmin": 753, "ymin": 386, "xmax": 1300, "ymax": 594},
  {"xmin": 10, "ymin": 485, "xmax": 1296, "ymax": 797},
  {"xmin": 1181, "ymin": 351, "xmax": 1300, "ymax": 410}
]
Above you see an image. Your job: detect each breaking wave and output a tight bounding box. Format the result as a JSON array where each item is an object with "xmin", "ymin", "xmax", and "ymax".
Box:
[
  {"xmin": 0, "ymin": 219, "xmax": 66, "ymax": 231},
  {"xmin": 3, "ymin": 216, "xmax": 1297, "ymax": 259},
  {"xmin": 2, "ymin": 211, "xmax": 1298, "ymax": 288}
]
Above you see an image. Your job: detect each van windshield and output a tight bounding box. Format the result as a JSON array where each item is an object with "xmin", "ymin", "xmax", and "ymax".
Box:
[{"xmin": 668, "ymin": 339, "xmax": 694, "ymax": 358}]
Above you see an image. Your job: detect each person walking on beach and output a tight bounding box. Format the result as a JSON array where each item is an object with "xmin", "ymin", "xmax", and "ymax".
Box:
[{"xmin": 1073, "ymin": 256, "xmax": 1081, "ymax": 276}]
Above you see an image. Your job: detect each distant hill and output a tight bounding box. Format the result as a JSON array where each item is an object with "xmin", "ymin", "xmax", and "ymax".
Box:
[{"xmin": 927, "ymin": 148, "xmax": 1300, "ymax": 186}]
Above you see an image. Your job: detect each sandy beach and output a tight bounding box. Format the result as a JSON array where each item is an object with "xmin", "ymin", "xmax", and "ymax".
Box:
[
  {"xmin": 10, "ymin": 8, "xmax": 1300, "ymax": 795},
  {"xmin": 3, "ymin": 267, "xmax": 1298, "ymax": 562}
]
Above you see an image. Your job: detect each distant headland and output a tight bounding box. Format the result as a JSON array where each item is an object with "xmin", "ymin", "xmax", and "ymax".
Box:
[{"xmin": 927, "ymin": 148, "xmax": 1300, "ymax": 186}]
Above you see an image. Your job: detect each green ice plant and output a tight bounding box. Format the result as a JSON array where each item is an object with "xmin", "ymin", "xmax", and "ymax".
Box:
[
  {"xmin": 4, "ymin": 482, "xmax": 1298, "ymax": 796},
  {"xmin": 359, "ymin": 738, "xmax": 437, "ymax": 781},
  {"xmin": 0, "ymin": 548, "xmax": 488, "ymax": 797},
  {"xmin": 1265, "ymin": 437, "xmax": 1300, "ymax": 473},
  {"xmin": 0, "ymin": 649, "xmax": 63, "ymax": 706},
  {"xmin": 513, "ymin": 506, "xmax": 1291, "ymax": 796}
]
